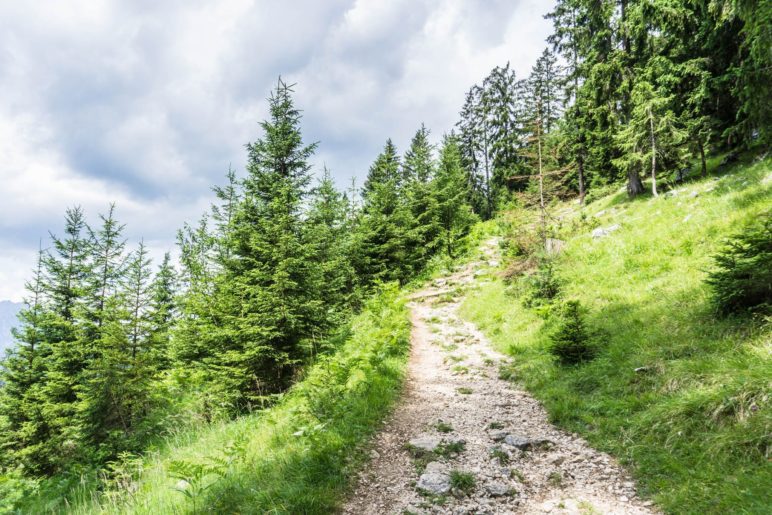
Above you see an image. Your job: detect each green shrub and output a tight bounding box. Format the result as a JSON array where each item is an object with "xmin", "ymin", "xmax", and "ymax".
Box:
[
  {"xmin": 523, "ymin": 259, "xmax": 561, "ymax": 307},
  {"xmin": 548, "ymin": 300, "xmax": 594, "ymax": 365},
  {"xmin": 706, "ymin": 213, "xmax": 772, "ymax": 315}
]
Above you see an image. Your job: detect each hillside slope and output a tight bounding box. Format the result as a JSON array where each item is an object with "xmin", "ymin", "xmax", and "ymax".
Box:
[
  {"xmin": 16, "ymin": 287, "xmax": 410, "ymax": 514},
  {"xmin": 461, "ymin": 156, "xmax": 771, "ymax": 513}
]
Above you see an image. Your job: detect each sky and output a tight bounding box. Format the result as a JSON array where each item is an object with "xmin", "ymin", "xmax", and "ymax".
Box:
[{"xmin": 0, "ymin": 0, "xmax": 554, "ymax": 302}]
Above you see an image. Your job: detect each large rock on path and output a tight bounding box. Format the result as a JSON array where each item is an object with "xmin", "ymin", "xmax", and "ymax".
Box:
[{"xmin": 417, "ymin": 462, "xmax": 451, "ymax": 495}]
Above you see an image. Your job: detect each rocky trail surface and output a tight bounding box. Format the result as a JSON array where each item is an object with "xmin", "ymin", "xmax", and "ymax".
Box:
[{"xmin": 341, "ymin": 239, "xmax": 657, "ymax": 515}]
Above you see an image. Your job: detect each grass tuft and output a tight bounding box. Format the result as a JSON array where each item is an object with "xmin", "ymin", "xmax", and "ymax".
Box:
[{"xmin": 449, "ymin": 470, "xmax": 476, "ymax": 495}]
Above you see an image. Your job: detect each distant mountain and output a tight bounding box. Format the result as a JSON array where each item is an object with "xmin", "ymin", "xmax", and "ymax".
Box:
[{"xmin": 0, "ymin": 301, "xmax": 22, "ymax": 356}]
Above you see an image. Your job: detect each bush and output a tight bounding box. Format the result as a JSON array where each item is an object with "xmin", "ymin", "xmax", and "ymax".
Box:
[
  {"xmin": 549, "ymin": 300, "xmax": 595, "ymax": 365},
  {"xmin": 706, "ymin": 213, "xmax": 772, "ymax": 315},
  {"xmin": 523, "ymin": 259, "xmax": 562, "ymax": 307}
]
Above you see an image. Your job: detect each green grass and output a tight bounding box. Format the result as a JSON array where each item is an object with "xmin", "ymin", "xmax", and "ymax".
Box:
[
  {"xmin": 22, "ymin": 285, "xmax": 411, "ymax": 514},
  {"xmin": 449, "ymin": 470, "xmax": 476, "ymax": 495},
  {"xmin": 434, "ymin": 420, "xmax": 453, "ymax": 433},
  {"xmin": 490, "ymin": 447, "xmax": 510, "ymax": 465},
  {"xmin": 460, "ymin": 156, "xmax": 772, "ymax": 514}
]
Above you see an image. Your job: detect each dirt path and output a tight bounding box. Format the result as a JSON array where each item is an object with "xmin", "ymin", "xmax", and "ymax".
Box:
[{"xmin": 341, "ymin": 239, "xmax": 657, "ymax": 515}]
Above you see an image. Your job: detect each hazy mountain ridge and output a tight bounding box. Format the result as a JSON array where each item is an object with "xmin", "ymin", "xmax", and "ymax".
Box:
[{"xmin": 0, "ymin": 300, "xmax": 22, "ymax": 355}]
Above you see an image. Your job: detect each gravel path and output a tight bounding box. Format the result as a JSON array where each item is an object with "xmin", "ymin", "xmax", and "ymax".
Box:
[{"xmin": 341, "ymin": 240, "xmax": 658, "ymax": 515}]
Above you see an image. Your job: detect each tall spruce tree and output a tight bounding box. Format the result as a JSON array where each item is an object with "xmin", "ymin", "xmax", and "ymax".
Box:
[
  {"xmin": 352, "ymin": 140, "xmax": 418, "ymax": 285},
  {"xmin": 432, "ymin": 135, "xmax": 478, "ymax": 258},
  {"xmin": 403, "ymin": 125, "xmax": 441, "ymax": 267},
  {"xmin": 202, "ymin": 78, "xmax": 321, "ymax": 408}
]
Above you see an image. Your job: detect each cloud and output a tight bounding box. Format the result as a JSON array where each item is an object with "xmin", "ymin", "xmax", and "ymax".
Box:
[{"xmin": 0, "ymin": 0, "xmax": 553, "ymax": 300}]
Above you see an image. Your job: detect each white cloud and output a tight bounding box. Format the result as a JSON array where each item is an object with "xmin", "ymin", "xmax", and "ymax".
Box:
[{"xmin": 0, "ymin": 0, "xmax": 554, "ymax": 300}]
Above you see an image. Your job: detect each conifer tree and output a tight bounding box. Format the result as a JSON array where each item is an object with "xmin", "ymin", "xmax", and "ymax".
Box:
[
  {"xmin": 0, "ymin": 248, "xmax": 53, "ymax": 473},
  {"xmin": 38, "ymin": 208, "xmax": 98, "ymax": 470},
  {"xmin": 485, "ymin": 63, "xmax": 522, "ymax": 194},
  {"xmin": 613, "ymin": 71, "xmax": 687, "ymax": 197},
  {"xmin": 76, "ymin": 206, "xmax": 135, "ymax": 457},
  {"xmin": 546, "ymin": 0, "xmax": 590, "ymax": 201},
  {"xmin": 457, "ymin": 86, "xmax": 490, "ymax": 217},
  {"xmin": 353, "ymin": 140, "xmax": 417, "ymax": 285},
  {"xmin": 363, "ymin": 139, "xmax": 401, "ymax": 195},
  {"xmin": 148, "ymin": 252, "xmax": 176, "ymax": 368},
  {"xmin": 201, "ymin": 78, "xmax": 321, "ymax": 407},
  {"xmin": 306, "ymin": 167, "xmax": 357, "ymax": 326},
  {"xmin": 432, "ymin": 135, "xmax": 478, "ymax": 258},
  {"xmin": 403, "ymin": 125, "xmax": 441, "ymax": 266}
]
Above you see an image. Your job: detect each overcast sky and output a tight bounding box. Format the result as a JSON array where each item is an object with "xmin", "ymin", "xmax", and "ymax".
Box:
[{"xmin": 0, "ymin": 0, "xmax": 554, "ymax": 302}]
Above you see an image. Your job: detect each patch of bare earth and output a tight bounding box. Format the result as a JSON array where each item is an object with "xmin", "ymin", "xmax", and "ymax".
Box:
[{"xmin": 341, "ymin": 240, "xmax": 658, "ymax": 515}]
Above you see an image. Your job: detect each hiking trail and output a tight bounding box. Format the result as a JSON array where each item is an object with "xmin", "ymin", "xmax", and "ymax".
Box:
[{"xmin": 342, "ymin": 238, "xmax": 657, "ymax": 515}]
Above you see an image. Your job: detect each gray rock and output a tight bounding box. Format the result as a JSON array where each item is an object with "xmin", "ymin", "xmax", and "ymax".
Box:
[
  {"xmin": 486, "ymin": 481, "xmax": 513, "ymax": 497},
  {"xmin": 503, "ymin": 434, "xmax": 552, "ymax": 450},
  {"xmin": 591, "ymin": 224, "xmax": 620, "ymax": 239},
  {"xmin": 417, "ymin": 462, "xmax": 451, "ymax": 495},
  {"xmin": 489, "ymin": 430, "xmax": 508, "ymax": 442},
  {"xmin": 408, "ymin": 436, "xmax": 442, "ymax": 453}
]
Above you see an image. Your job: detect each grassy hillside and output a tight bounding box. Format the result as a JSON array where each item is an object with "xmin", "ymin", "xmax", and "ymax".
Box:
[
  {"xmin": 17, "ymin": 285, "xmax": 410, "ymax": 515},
  {"xmin": 461, "ymin": 156, "xmax": 771, "ymax": 514}
]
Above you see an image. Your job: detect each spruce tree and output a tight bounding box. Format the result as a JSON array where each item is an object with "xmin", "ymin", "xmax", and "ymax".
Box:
[
  {"xmin": 0, "ymin": 249, "xmax": 54, "ymax": 473},
  {"xmin": 203, "ymin": 78, "xmax": 321, "ymax": 407},
  {"xmin": 148, "ymin": 252, "xmax": 176, "ymax": 369},
  {"xmin": 363, "ymin": 139, "xmax": 401, "ymax": 195},
  {"xmin": 306, "ymin": 168, "xmax": 357, "ymax": 327},
  {"xmin": 613, "ymin": 72, "xmax": 687, "ymax": 197},
  {"xmin": 432, "ymin": 135, "xmax": 478, "ymax": 258},
  {"xmin": 352, "ymin": 140, "xmax": 417, "ymax": 285},
  {"xmin": 403, "ymin": 125, "xmax": 441, "ymax": 267}
]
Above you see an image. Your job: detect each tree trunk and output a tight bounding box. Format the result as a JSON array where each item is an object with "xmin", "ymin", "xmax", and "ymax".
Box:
[
  {"xmin": 698, "ymin": 139, "xmax": 707, "ymax": 177},
  {"xmin": 627, "ymin": 169, "xmax": 645, "ymax": 196},
  {"xmin": 537, "ymin": 116, "xmax": 546, "ymax": 247},
  {"xmin": 648, "ymin": 107, "xmax": 658, "ymax": 197},
  {"xmin": 577, "ymin": 149, "xmax": 586, "ymax": 204}
]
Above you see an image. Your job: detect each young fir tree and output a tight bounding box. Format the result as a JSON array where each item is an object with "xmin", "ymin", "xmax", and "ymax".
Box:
[
  {"xmin": 37, "ymin": 208, "xmax": 94, "ymax": 471},
  {"xmin": 0, "ymin": 248, "xmax": 54, "ymax": 473},
  {"xmin": 352, "ymin": 140, "xmax": 417, "ymax": 285},
  {"xmin": 363, "ymin": 139, "xmax": 402, "ymax": 195},
  {"xmin": 172, "ymin": 216, "xmax": 216, "ymax": 365},
  {"xmin": 403, "ymin": 125, "xmax": 441, "ymax": 267},
  {"xmin": 306, "ymin": 167, "xmax": 357, "ymax": 327},
  {"xmin": 211, "ymin": 166, "xmax": 240, "ymax": 263},
  {"xmin": 75, "ymin": 206, "xmax": 133, "ymax": 458},
  {"xmin": 432, "ymin": 135, "xmax": 478, "ymax": 258},
  {"xmin": 148, "ymin": 252, "xmax": 176, "ymax": 369}
]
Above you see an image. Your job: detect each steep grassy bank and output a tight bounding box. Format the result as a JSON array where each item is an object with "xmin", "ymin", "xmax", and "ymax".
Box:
[
  {"xmin": 19, "ymin": 285, "xmax": 410, "ymax": 514},
  {"xmin": 461, "ymin": 157, "xmax": 771, "ymax": 514}
]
